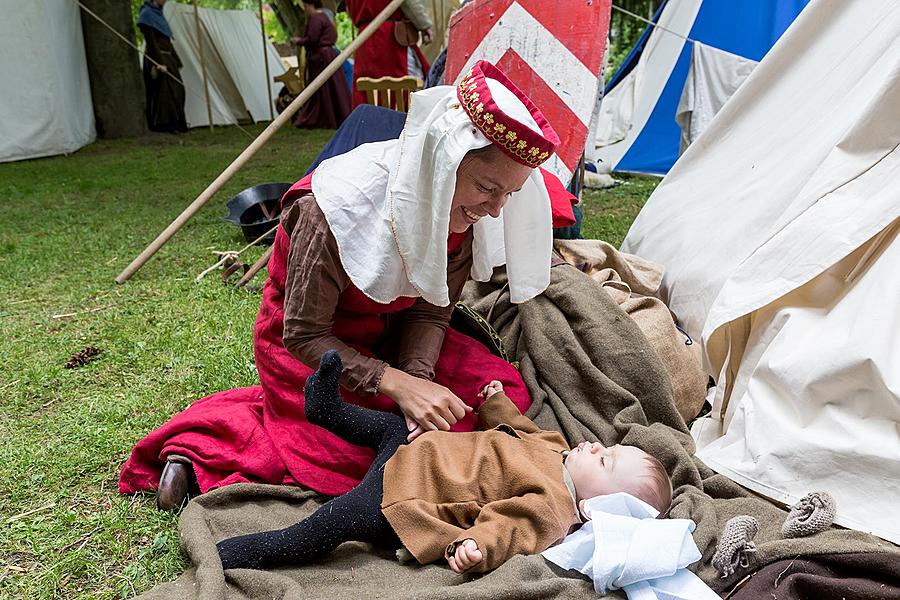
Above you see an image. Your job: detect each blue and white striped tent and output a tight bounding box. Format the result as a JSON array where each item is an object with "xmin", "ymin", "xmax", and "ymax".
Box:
[{"xmin": 593, "ymin": 0, "xmax": 810, "ymax": 175}]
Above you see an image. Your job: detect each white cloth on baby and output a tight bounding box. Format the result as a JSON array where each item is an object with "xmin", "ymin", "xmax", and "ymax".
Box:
[{"xmin": 541, "ymin": 493, "xmax": 719, "ymax": 599}]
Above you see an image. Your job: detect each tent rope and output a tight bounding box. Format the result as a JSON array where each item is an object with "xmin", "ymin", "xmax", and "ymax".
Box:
[
  {"xmin": 611, "ymin": 3, "xmax": 699, "ymax": 45},
  {"xmin": 73, "ymin": 0, "xmax": 256, "ymax": 139}
]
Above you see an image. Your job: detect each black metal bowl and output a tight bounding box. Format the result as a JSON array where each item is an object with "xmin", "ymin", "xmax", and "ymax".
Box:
[{"xmin": 223, "ymin": 182, "xmax": 293, "ymax": 245}]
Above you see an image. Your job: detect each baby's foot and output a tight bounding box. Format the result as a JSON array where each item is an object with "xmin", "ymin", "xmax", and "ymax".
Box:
[
  {"xmin": 480, "ymin": 380, "xmax": 504, "ymax": 399},
  {"xmin": 304, "ymin": 350, "xmax": 343, "ymax": 425},
  {"xmin": 217, "ymin": 535, "xmax": 265, "ymax": 571}
]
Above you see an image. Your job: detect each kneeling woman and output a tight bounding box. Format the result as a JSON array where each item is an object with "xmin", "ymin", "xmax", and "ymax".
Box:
[{"xmin": 119, "ymin": 61, "xmax": 560, "ymax": 507}]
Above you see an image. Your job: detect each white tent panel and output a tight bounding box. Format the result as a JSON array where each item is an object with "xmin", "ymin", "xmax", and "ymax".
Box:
[
  {"xmin": 163, "ymin": 2, "xmax": 283, "ymax": 128},
  {"xmin": 0, "ymin": 0, "xmax": 95, "ymax": 163},
  {"xmin": 622, "ymin": 0, "xmax": 900, "ymax": 543},
  {"xmin": 674, "ymin": 43, "xmax": 756, "ymax": 153},
  {"xmin": 200, "ymin": 8, "xmax": 284, "ymax": 123}
]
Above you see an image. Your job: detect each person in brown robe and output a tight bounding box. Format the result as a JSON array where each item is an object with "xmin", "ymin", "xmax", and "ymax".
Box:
[
  {"xmin": 289, "ymin": 0, "xmax": 352, "ymax": 128},
  {"xmin": 137, "ymin": 0, "xmax": 187, "ymax": 133},
  {"xmin": 216, "ymin": 352, "xmax": 673, "ymax": 573}
]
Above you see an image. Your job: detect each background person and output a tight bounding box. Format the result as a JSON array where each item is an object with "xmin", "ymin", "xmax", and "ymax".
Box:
[
  {"xmin": 137, "ymin": 0, "xmax": 187, "ymax": 133},
  {"xmin": 290, "ymin": 0, "xmax": 352, "ymax": 128},
  {"xmin": 345, "ymin": 0, "xmax": 433, "ymax": 106}
]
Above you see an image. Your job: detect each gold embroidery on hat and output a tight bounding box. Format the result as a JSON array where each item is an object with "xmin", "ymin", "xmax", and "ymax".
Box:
[{"xmin": 457, "ymin": 72, "xmax": 551, "ymax": 167}]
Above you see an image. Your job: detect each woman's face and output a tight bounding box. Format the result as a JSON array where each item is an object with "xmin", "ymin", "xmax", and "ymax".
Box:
[{"xmin": 449, "ymin": 147, "xmax": 533, "ymax": 234}]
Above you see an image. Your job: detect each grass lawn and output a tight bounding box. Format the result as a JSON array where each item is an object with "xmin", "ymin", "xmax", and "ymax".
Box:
[{"xmin": 0, "ymin": 125, "xmax": 657, "ymax": 599}]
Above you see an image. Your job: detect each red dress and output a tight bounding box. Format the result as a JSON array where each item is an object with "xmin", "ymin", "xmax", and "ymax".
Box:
[
  {"xmin": 346, "ymin": 0, "xmax": 430, "ymax": 108},
  {"xmin": 293, "ymin": 12, "xmax": 351, "ymax": 129},
  {"xmin": 119, "ymin": 178, "xmax": 531, "ymax": 497}
]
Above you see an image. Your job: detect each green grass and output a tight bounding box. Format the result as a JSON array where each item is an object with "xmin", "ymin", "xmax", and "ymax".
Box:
[
  {"xmin": 580, "ymin": 174, "xmax": 661, "ymax": 247},
  {"xmin": 0, "ymin": 126, "xmax": 656, "ymax": 598}
]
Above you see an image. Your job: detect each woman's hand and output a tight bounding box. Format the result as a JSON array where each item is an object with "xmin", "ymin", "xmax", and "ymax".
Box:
[
  {"xmin": 379, "ymin": 367, "xmax": 472, "ymax": 441},
  {"xmin": 448, "ymin": 539, "xmax": 482, "ymax": 573}
]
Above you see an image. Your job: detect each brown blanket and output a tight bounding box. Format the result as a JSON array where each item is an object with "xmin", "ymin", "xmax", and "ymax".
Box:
[{"xmin": 136, "ymin": 264, "xmax": 897, "ymax": 599}]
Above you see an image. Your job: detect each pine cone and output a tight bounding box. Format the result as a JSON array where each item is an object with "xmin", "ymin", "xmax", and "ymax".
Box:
[{"xmin": 65, "ymin": 345, "xmax": 101, "ymax": 369}]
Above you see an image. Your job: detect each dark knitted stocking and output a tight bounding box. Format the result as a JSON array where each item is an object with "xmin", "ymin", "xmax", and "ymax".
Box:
[
  {"xmin": 216, "ymin": 350, "xmax": 408, "ymax": 570},
  {"xmin": 303, "ymin": 349, "xmax": 408, "ymax": 451}
]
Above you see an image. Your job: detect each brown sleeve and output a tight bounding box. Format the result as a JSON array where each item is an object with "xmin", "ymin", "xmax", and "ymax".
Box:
[
  {"xmin": 401, "ymin": 0, "xmax": 433, "ymax": 30},
  {"xmin": 281, "ymin": 197, "xmax": 389, "ymax": 396},
  {"xmin": 476, "ymin": 392, "xmax": 542, "ymax": 433},
  {"xmin": 395, "ymin": 234, "xmax": 473, "ymax": 380},
  {"xmin": 445, "ymin": 494, "xmax": 566, "ymax": 572},
  {"xmin": 476, "ymin": 392, "xmax": 569, "ymax": 450}
]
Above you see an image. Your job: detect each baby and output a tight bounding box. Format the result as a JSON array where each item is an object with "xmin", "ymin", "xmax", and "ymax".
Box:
[{"xmin": 217, "ymin": 351, "xmax": 672, "ymax": 573}]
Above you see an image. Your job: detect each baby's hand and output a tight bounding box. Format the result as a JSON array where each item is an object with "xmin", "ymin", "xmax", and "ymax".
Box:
[
  {"xmin": 479, "ymin": 380, "xmax": 503, "ymax": 399},
  {"xmin": 448, "ymin": 539, "xmax": 482, "ymax": 573}
]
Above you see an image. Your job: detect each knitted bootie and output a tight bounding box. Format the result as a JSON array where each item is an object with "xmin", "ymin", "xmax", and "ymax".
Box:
[
  {"xmin": 782, "ymin": 491, "xmax": 836, "ymax": 538},
  {"xmin": 303, "ymin": 350, "xmax": 344, "ymax": 426},
  {"xmin": 712, "ymin": 515, "xmax": 759, "ymax": 578}
]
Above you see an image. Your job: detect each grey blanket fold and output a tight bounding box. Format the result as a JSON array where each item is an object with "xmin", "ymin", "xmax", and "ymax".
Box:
[{"xmin": 137, "ymin": 264, "xmax": 897, "ymax": 600}]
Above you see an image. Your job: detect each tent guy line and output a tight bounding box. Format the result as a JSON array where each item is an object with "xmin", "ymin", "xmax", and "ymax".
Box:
[
  {"xmin": 612, "ymin": 3, "xmax": 697, "ymax": 46},
  {"xmin": 73, "ymin": 0, "xmax": 255, "ymax": 139},
  {"xmin": 612, "ymin": 4, "xmax": 759, "ymax": 63}
]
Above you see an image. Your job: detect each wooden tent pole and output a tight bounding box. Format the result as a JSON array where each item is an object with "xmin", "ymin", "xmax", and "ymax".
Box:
[
  {"xmin": 116, "ymin": 0, "xmax": 404, "ymax": 284},
  {"xmin": 258, "ymin": 0, "xmax": 274, "ymax": 121},
  {"xmin": 193, "ymin": 0, "xmax": 214, "ymax": 131}
]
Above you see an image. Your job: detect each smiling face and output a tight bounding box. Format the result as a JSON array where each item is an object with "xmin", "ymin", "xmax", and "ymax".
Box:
[
  {"xmin": 448, "ymin": 146, "xmax": 533, "ymax": 234},
  {"xmin": 565, "ymin": 441, "xmax": 655, "ymax": 506}
]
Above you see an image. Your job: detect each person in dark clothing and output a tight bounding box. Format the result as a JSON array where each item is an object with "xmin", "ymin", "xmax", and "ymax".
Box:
[
  {"xmin": 288, "ymin": 0, "xmax": 352, "ymax": 128},
  {"xmin": 138, "ymin": 0, "xmax": 187, "ymax": 133}
]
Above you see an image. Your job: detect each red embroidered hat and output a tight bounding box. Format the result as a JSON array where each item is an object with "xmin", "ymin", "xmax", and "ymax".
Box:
[{"xmin": 457, "ymin": 60, "xmax": 560, "ymax": 169}]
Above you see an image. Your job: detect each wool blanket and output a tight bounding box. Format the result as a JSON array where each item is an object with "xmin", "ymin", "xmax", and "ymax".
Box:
[{"xmin": 136, "ymin": 264, "xmax": 897, "ymax": 599}]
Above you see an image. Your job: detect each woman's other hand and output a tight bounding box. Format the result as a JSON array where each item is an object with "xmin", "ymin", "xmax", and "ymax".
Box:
[
  {"xmin": 448, "ymin": 539, "xmax": 482, "ymax": 573},
  {"xmin": 380, "ymin": 367, "xmax": 472, "ymax": 441}
]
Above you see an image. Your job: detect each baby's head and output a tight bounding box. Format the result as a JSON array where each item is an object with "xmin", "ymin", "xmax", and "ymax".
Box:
[{"xmin": 565, "ymin": 441, "xmax": 672, "ymax": 516}]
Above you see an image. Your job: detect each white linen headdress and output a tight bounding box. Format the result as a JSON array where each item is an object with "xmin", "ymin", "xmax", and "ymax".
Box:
[{"xmin": 311, "ymin": 69, "xmax": 555, "ymax": 306}]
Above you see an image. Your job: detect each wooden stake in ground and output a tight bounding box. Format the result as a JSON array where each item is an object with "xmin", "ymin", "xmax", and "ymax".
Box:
[
  {"xmin": 258, "ymin": 0, "xmax": 274, "ymax": 121},
  {"xmin": 115, "ymin": 0, "xmax": 405, "ymax": 285},
  {"xmin": 234, "ymin": 246, "xmax": 273, "ymax": 288},
  {"xmin": 193, "ymin": 0, "xmax": 214, "ymax": 131}
]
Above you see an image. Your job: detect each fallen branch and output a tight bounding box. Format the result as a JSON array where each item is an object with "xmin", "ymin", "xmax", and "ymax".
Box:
[
  {"xmin": 7, "ymin": 502, "xmax": 56, "ymax": 523},
  {"xmin": 60, "ymin": 526, "xmax": 103, "ymax": 553},
  {"xmin": 52, "ymin": 305, "xmax": 114, "ymax": 320}
]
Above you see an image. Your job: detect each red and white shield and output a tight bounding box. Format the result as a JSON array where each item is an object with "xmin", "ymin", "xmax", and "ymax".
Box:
[{"xmin": 446, "ymin": 0, "xmax": 611, "ymax": 184}]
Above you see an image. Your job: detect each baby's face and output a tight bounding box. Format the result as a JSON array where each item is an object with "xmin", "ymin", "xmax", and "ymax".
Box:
[{"xmin": 564, "ymin": 442, "xmax": 650, "ymax": 502}]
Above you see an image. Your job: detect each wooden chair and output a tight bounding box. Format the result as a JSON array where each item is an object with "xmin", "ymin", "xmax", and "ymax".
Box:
[
  {"xmin": 356, "ymin": 76, "xmax": 422, "ymax": 112},
  {"xmin": 274, "ymin": 68, "xmax": 304, "ymax": 95}
]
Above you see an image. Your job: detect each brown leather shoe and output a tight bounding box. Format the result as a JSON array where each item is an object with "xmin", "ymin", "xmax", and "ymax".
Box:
[{"xmin": 156, "ymin": 456, "xmax": 195, "ymax": 512}]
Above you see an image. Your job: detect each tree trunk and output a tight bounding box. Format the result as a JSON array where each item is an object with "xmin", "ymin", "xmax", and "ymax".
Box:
[
  {"xmin": 79, "ymin": 0, "xmax": 146, "ymax": 138},
  {"xmin": 270, "ymin": 0, "xmax": 307, "ymax": 39}
]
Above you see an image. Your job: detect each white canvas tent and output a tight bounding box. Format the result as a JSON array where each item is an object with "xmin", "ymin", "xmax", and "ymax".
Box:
[
  {"xmin": 163, "ymin": 2, "xmax": 284, "ymax": 128},
  {"xmin": 621, "ymin": 0, "xmax": 900, "ymax": 544},
  {"xmin": 0, "ymin": 0, "xmax": 96, "ymax": 163}
]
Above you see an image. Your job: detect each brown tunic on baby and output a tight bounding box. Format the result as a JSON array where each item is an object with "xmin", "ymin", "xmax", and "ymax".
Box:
[
  {"xmin": 279, "ymin": 194, "xmax": 474, "ymax": 395},
  {"xmin": 381, "ymin": 391, "xmax": 582, "ymax": 572}
]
